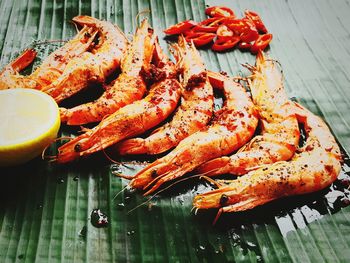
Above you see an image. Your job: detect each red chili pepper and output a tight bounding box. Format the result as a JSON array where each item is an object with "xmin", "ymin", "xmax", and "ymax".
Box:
[
  {"xmin": 225, "ymin": 18, "xmax": 258, "ymax": 43},
  {"xmin": 183, "ymin": 29, "xmax": 196, "ymax": 37},
  {"xmin": 225, "ymin": 19, "xmax": 247, "ymax": 35},
  {"xmin": 164, "ymin": 20, "xmax": 197, "ymax": 35},
  {"xmin": 185, "ymin": 32, "xmax": 216, "ymax": 47},
  {"xmin": 251, "ymin": 33, "xmax": 273, "ymax": 54},
  {"xmin": 216, "ymin": 25, "xmax": 234, "ymax": 41},
  {"xmin": 205, "ymin": 6, "xmax": 235, "ymax": 18},
  {"xmin": 240, "ymin": 27, "xmax": 259, "ymax": 43},
  {"xmin": 212, "ymin": 36, "xmax": 240, "ymax": 52},
  {"xmin": 244, "ymin": 10, "xmax": 268, "ymax": 34},
  {"xmin": 238, "ymin": 42, "xmax": 252, "ymax": 51},
  {"xmin": 193, "ymin": 17, "xmax": 225, "ymax": 33}
]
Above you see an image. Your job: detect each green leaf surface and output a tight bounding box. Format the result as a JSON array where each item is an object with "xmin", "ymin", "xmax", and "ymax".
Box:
[{"xmin": 1, "ymin": 0, "xmax": 350, "ymax": 262}]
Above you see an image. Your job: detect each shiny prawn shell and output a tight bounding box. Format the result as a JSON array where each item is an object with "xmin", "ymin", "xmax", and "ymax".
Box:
[
  {"xmin": 129, "ymin": 71, "xmax": 258, "ymax": 195},
  {"xmin": 193, "ymin": 102, "xmax": 342, "ymax": 224},
  {"xmin": 195, "ymin": 51, "xmax": 300, "ymax": 177}
]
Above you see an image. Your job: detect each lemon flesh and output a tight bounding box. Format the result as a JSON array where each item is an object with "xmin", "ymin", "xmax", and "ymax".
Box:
[{"xmin": 0, "ymin": 89, "xmax": 60, "ymax": 166}]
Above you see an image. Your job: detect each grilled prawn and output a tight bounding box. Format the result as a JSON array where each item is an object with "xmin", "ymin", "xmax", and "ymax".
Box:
[
  {"xmin": 116, "ymin": 36, "xmax": 214, "ymax": 155},
  {"xmin": 193, "ymin": 102, "xmax": 342, "ymax": 224},
  {"xmin": 57, "ymin": 29, "xmax": 182, "ymax": 163},
  {"xmin": 0, "ymin": 25, "xmax": 98, "ymax": 90},
  {"xmin": 42, "ymin": 15, "xmax": 128, "ymax": 103},
  {"xmin": 129, "ymin": 71, "xmax": 258, "ymax": 195},
  {"xmin": 196, "ymin": 51, "xmax": 300, "ymax": 176},
  {"xmin": 60, "ymin": 19, "xmax": 154, "ymax": 125}
]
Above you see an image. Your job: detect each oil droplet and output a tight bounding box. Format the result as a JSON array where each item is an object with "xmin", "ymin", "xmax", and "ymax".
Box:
[
  {"xmin": 199, "ymin": 245, "xmax": 205, "ymax": 251},
  {"xmin": 124, "ymin": 196, "xmax": 131, "ymax": 203},
  {"xmin": 73, "ymin": 176, "xmax": 79, "ymax": 181},
  {"xmin": 341, "ymin": 178, "xmax": 350, "ymax": 187},
  {"xmin": 79, "ymin": 226, "xmax": 87, "ymax": 238},
  {"xmin": 57, "ymin": 177, "xmax": 64, "ymax": 184},
  {"xmin": 177, "ymin": 196, "xmax": 184, "ymax": 205},
  {"xmin": 148, "ymin": 202, "xmax": 155, "ymax": 211},
  {"xmin": 90, "ymin": 209, "xmax": 108, "ymax": 228},
  {"xmin": 341, "ymin": 197, "xmax": 350, "ymax": 206},
  {"xmin": 127, "ymin": 230, "xmax": 135, "ymax": 236}
]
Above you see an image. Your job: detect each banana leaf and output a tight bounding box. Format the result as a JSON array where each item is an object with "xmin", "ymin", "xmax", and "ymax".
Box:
[{"xmin": 1, "ymin": 0, "xmax": 350, "ymax": 262}]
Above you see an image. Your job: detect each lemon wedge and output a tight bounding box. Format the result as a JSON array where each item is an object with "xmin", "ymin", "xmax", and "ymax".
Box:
[{"xmin": 0, "ymin": 89, "xmax": 60, "ymax": 166}]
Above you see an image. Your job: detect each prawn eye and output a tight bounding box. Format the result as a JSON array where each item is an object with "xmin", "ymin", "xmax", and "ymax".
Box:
[
  {"xmin": 74, "ymin": 143, "xmax": 82, "ymax": 152},
  {"xmin": 220, "ymin": 194, "xmax": 229, "ymax": 205},
  {"xmin": 151, "ymin": 170, "xmax": 158, "ymax": 178}
]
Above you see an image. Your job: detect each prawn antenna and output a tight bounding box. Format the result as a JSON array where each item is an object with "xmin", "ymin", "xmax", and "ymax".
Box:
[
  {"xmin": 102, "ymin": 146, "xmax": 140, "ymax": 169},
  {"xmin": 127, "ymin": 174, "xmax": 202, "ymax": 214},
  {"xmin": 146, "ymin": 168, "xmax": 221, "ymax": 196},
  {"xmin": 198, "ymin": 175, "xmax": 222, "ymax": 189},
  {"xmin": 213, "ymin": 207, "xmax": 223, "ymax": 225},
  {"xmin": 102, "ymin": 147, "xmax": 123, "ymax": 166},
  {"xmin": 112, "ymin": 184, "xmax": 129, "ymax": 200},
  {"xmin": 134, "ymin": 10, "xmax": 151, "ymax": 28},
  {"xmin": 127, "ymin": 171, "xmax": 222, "ymax": 214},
  {"xmin": 31, "ymin": 39, "xmax": 68, "ymax": 47},
  {"xmin": 266, "ymin": 58, "xmax": 285, "ymax": 81},
  {"xmin": 127, "ymin": 192, "xmax": 158, "ymax": 214},
  {"xmin": 241, "ymin": 63, "xmax": 256, "ymax": 72}
]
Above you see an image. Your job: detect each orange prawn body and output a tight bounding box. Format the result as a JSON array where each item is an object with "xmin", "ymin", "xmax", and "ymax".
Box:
[
  {"xmin": 0, "ymin": 16, "xmax": 128, "ymax": 105},
  {"xmin": 57, "ymin": 29, "xmax": 182, "ymax": 163},
  {"xmin": 0, "ymin": 25, "xmax": 98, "ymax": 90},
  {"xmin": 130, "ymin": 71, "xmax": 258, "ymax": 195},
  {"xmin": 196, "ymin": 51, "xmax": 300, "ymax": 176},
  {"xmin": 41, "ymin": 16, "xmax": 128, "ymax": 103},
  {"xmin": 193, "ymin": 102, "xmax": 342, "ymax": 224},
  {"xmin": 42, "ymin": 16, "xmax": 127, "ymax": 103},
  {"xmin": 116, "ymin": 36, "xmax": 214, "ymax": 155},
  {"xmin": 60, "ymin": 19, "xmax": 154, "ymax": 125},
  {"xmin": 57, "ymin": 77, "xmax": 181, "ymax": 163}
]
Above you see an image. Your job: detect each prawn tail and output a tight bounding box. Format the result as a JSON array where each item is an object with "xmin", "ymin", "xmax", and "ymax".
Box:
[
  {"xmin": 207, "ymin": 70, "xmax": 229, "ymax": 90},
  {"xmin": 10, "ymin": 49, "xmax": 37, "ymax": 73},
  {"xmin": 116, "ymin": 138, "xmax": 148, "ymax": 155}
]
